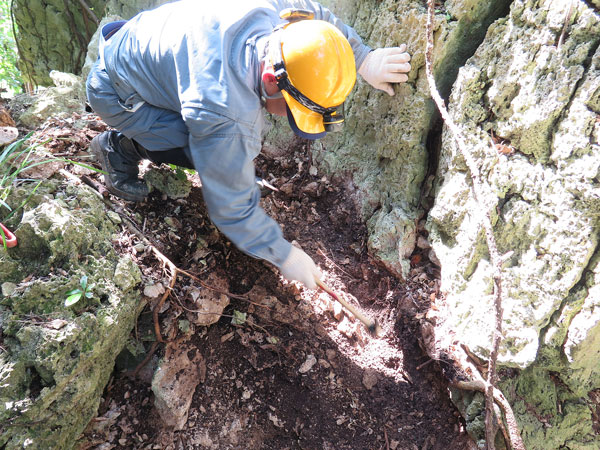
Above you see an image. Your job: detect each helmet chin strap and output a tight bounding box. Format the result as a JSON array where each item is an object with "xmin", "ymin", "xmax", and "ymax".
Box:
[{"xmin": 261, "ymin": 78, "xmax": 284, "ymax": 101}]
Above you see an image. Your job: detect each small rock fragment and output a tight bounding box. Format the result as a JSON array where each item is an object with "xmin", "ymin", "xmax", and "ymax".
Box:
[
  {"xmin": 279, "ymin": 182, "xmax": 294, "ymax": 196},
  {"xmin": 417, "ymin": 236, "xmax": 431, "ymax": 249},
  {"xmin": 268, "ymin": 412, "xmax": 284, "ymax": 428},
  {"xmin": 46, "ymin": 319, "xmax": 68, "ymax": 330},
  {"xmin": 429, "ymin": 248, "xmax": 441, "ymax": 266},
  {"xmin": 1, "ymin": 282, "xmax": 17, "ymax": 296},
  {"xmin": 106, "ymin": 211, "xmax": 122, "ymax": 224},
  {"xmin": 301, "ymin": 181, "xmax": 319, "ymax": 197},
  {"xmin": 152, "ymin": 341, "xmax": 204, "ymax": 430},
  {"xmin": 144, "ymin": 282, "xmax": 165, "ymax": 298},
  {"xmin": 318, "ymin": 358, "xmax": 331, "ymax": 369},
  {"xmin": 298, "ymin": 354, "xmax": 317, "ymax": 374},
  {"xmin": 332, "ymin": 301, "xmax": 344, "ymax": 321},
  {"xmin": 337, "ymin": 316, "xmax": 354, "ymax": 339},
  {"xmin": 362, "ymin": 369, "xmax": 379, "ymax": 390}
]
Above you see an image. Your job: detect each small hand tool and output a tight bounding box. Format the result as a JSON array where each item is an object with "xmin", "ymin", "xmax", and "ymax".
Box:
[
  {"xmin": 315, "ymin": 277, "xmax": 382, "ymax": 336},
  {"xmin": 0, "ymin": 222, "xmax": 17, "ymax": 248}
]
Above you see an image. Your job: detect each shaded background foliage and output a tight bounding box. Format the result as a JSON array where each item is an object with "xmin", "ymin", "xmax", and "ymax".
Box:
[{"xmin": 0, "ymin": 0, "xmax": 22, "ymax": 96}]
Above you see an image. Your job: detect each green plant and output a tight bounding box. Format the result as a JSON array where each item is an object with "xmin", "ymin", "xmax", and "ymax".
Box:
[
  {"xmin": 167, "ymin": 163, "xmax": 195, "ymax": 181},
  {"xmin": 0, "ymin": 0, "xmax": 23, "ymax": 96},
  {"xmin": 65, "ymin": 275, "xmax": 94, "ymax": 307},
  {"xmin": 1, "ymin": 133, "xmax": 39, "ymax": 217},
  {"xmin": 0, "ymin": 134, "xmax": 102, "ymax": 250},
  {"xmin": 1, "ymin": 134, "xmax": 102, "ymax": 224}
]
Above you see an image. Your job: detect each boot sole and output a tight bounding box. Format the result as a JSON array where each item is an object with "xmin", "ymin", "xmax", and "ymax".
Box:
[{"xmin": 90, "ymin": 135, "xmax": 148, "ymax": 202}]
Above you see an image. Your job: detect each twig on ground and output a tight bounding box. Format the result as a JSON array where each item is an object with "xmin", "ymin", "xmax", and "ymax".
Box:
[
  {"xmin": 557, "ymin": 0, "xmax": 575, "ymax": 49},
  {"xmin": 58, "ymin": 169, "xmax": 257, "ymax": 342},
  {"xmin": 317, "ymin": 245, "xmax": 357, "ymax": 279},
  {"xmin": 80, "ymin": 174, "xmax": 109, "ymax": 197},
  {"xmin": 424, "ymin": 2, "xmax": 524, "ymax": 449},
  {"xmin": 416, "ymin": 358, "xmax": 434, "ymax": 370}
]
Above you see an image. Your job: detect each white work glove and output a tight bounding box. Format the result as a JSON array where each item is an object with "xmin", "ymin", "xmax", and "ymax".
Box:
[
  {"xmin": 358, "ymin": 44, "xmax": 411, "ymax": 96},
  {"xmin": 279, "ymin": 246, "xmax": 321, "ymax": 290}
]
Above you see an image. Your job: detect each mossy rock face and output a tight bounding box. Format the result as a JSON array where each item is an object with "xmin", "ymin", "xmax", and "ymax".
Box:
[
  {"xmin": 0, "ymin": 181, "xmax": 143, "ymax": 450},
  {"xmin": 426, "ymin": 0, "xmax": 600, "ymax": 447}
]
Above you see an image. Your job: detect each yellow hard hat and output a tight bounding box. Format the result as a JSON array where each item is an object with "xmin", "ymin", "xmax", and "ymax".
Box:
[{"xmin": 269, "ymin": 16, "xmax": 356, "ymax": 139}]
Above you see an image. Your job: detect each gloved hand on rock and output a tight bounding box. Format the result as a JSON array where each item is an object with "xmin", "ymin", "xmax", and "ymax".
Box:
[
  {"xmin": 358, "ymin": 43, "xmax": 411, "ymax": 96},
  {"xmin": 279, "ymin": 246, "xmax": 321, "ymax": 289}
]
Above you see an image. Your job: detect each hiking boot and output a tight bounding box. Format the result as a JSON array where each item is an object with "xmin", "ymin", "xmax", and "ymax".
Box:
[{"xmin": 90, "ymin": 131, "xmax": 150, "ymax": 202}]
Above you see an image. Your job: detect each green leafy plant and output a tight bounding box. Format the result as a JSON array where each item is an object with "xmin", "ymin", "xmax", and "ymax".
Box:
[
  {"xmin": 65, "ymin": 275, "xmax": 94, "ymax": 307},
  {"xmin": 231, "ymin": 310, "xmax": 247, "ymax": 326},
  {"xmin": 168, "ymin": 163, "xmax": 195, "ymax": 181},
  {"xmin": 1, "ymin": 133, "xmax": 42, "ymax": 220}
]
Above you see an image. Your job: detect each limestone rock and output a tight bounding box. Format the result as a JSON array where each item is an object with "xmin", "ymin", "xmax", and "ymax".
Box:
[
  {"xmin": 0, "ymin": 127, "xmax": 18, "ymax": 147},
  {"xmin": 362, "ymin": 369, "xmax": 379, "ymax": 390},
  {"xmin": 114, "ymin": 255, "xmax": 142, "ymax": 292},
  {"xmin": 298, "ymin": 354, "xmax": 317, "ymax": 374},
  {"xmin": 310, "ymin": 0, "xmax": 511, "ymax": 276},
  {"xmin": 426, "ymin": 1, "xmax": 600, "ymax": 447},
  {"xmin": 11, "ymin": 72, "xmax": 86, "ymax": 128},
  {"xmin": 144, "ymin": 166, "xmax": 192, "ymax": 200},
  {"xmin": 0, "ymin": 181, "xmax": 142, "ymax": 449},
  {"xmin": 151, "ymin": 339, "xmax": 206, "ymax": 430}
]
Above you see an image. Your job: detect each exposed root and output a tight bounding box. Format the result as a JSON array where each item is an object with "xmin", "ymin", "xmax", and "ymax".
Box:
[
  {"xmin": 423, "ymin": 3, "xmax": 525, "ymax": 449},
  {"xmin": 60, "ymin": 169, "xmax": 253, "ymax": 345}
]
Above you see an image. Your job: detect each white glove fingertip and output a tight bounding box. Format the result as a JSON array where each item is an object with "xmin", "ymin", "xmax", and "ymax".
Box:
[{"xmin": 399, "ymin": 43, "xmax": 407, "ymax": 53}]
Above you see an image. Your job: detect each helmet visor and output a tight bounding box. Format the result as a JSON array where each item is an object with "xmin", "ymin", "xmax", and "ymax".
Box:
[{"xmin": 285, "ymin": 104, "xmax": 326, "ymax": 140}]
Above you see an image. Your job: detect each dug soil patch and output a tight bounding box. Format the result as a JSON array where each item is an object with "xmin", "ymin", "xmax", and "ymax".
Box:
[{"xmin": 40, "ymin": 116, "xmax": 474, "ymax": 450}]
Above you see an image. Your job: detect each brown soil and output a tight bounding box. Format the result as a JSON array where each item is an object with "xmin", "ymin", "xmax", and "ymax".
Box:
[{"xmin": 35, "ymin": 116, "xmax": 475, "ymax": 450}]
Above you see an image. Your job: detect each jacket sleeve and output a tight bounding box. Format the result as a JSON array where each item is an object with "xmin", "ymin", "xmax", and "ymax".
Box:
[
  {"xmin": 183, "ymin": 108, "xmax": 292, "ymax": 268},
  {"xmin": 276, "ymin": 0, "xmax": 372, "ymax": 69}
]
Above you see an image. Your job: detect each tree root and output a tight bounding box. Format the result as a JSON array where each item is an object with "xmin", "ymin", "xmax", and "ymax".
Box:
[
  {"xmin": 450, "ymin": 379, "xmax": 525, "ymax": 450},
  {"xmin": 61, "ymin": 169, "xmax": 252, "ymax": 347},
  {"xmin": 423, "ymin": 3, "xmax": 525, "ymax": 449}
]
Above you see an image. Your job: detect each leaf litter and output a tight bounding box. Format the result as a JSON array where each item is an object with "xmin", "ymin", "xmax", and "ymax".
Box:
[{"xmin": 22, "ymin": 113, "xmax": 476, "ymax": 449}]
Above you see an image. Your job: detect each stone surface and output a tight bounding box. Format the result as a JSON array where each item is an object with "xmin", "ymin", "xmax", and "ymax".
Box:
[
  {"xmin": 426, "ymin": 0, "xmax": 600, "ymax": 447},
  {"xmin": 0, "ymin": 127, "xmax": 18, "ymax": 146},
  {"xmin": 0, "ymin": 181, "xmax": 143, "ymax": 449},
  {"xmin": 144, "ymin": 166, "xmax": 192, "ymax": 199},
  {"xmin": 313, "ymin": 0, "xmax": 511, "ymax": 277},
  {"xmin": 11, "ymin": 71, "xmax": 87, "ymax": 128},
  {"xmin": 151, "ymin": 339, "xmax": 205, "ymax": 430}
]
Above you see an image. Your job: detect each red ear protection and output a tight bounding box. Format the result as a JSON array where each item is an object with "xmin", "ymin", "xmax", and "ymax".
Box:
[{"xmin": 262, "ymin": 72, "xmax": 277, "ymax": 84}]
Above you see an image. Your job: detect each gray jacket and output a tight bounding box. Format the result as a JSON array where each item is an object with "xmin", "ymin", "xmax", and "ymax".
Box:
[{"xmin": 94, "ymin": 0, "xmax": 370, "ymax": 267}]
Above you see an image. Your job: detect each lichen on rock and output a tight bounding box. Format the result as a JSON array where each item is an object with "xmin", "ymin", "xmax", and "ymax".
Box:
[
  {"xmin": 427, "ymin": 0, "xmax": 600, "ymax": 447},
  {"xmin": 313, "ymin": 0, "xmax": 511, "ymax": 277},
  {"xmin": 0, "ymin": 180, "xmax": 143, "ymax": 449}
]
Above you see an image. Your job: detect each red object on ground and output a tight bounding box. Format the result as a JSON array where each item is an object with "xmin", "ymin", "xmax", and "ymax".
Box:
[{"xmin": 0, "ymin": 222, "xmax": 17, "ymax": 248}]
